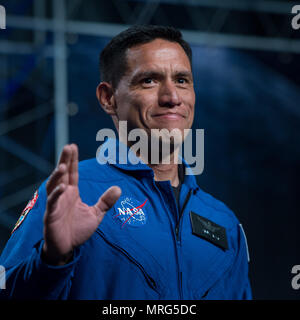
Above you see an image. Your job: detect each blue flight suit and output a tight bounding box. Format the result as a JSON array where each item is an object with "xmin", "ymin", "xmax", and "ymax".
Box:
[{"xmin": 0, "ymin": 138, "xmax": 252, "ymax": 299}]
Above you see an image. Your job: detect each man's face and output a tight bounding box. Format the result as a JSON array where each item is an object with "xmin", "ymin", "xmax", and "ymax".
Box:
[{"xmin": 112, "ymin": 39, "xmax": 195, "ymax": 137}]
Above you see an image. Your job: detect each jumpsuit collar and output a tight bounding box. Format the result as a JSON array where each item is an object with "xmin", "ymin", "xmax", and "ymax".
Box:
[{"xmin": 96, "ymin": 137, "xmax": 199, "ymax": 191}]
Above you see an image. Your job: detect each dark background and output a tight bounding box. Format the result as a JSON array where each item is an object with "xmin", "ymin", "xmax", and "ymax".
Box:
[{"xmin": 0, "ymin": 0, "xmax": 299, "ymax": 299}]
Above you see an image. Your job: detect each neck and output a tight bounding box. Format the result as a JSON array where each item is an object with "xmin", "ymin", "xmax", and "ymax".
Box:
[
  {"xmin": 119, "ymin": 133, "xmax": 181, "ymax": 186},
  {"xmin": 149, "ymin": 163, "xmax": 179, "ymax": 187},
  {"xmin": 140, "ymin": 141, "xmax": 181, "ymax": 187},
  {"xmin": 128, "ymin": 142, "xmax": 180, "ymax": 186}
]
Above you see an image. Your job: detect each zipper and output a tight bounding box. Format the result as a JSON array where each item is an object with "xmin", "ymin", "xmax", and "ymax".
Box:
[
  {"xmin": 175, "ymin": 189, "xmax": 192, "ymax": 241},
  {"xmin": 179, "ymin": 271, "xmax": 183, "ymax": 299},
  {"xmin": 96, "ymin": 229, "xmax": 158, "ymax": 292},
  {"xmin": 151, "ymin": 180, "xmax": 193, "ymax": 299},
  {"xmin": 176, "ymin": 189, "xmax": 193, "ymax": 299},
  {"xmin": 152, "ymin": 180, "xmax": 183, "ymax": 299}
]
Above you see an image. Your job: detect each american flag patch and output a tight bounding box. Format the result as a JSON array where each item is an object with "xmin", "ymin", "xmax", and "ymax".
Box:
[{"xmin": 11, "ymin": 190, "xmax": 38, "ymax": 234}]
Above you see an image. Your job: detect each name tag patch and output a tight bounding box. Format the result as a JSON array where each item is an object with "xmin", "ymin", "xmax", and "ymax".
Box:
[{"xmin": 190, "ymin": 211, "xmax": 228, "ymax": 250}]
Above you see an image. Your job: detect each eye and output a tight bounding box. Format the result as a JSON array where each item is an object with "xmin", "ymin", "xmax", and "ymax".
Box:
[
  {"xmin": 176, "ymin": 78, "xmax": 187, "ymax": 84},
  {"xmin": 143, "ymin": 78, "xmax": 154, "ymax": 84}
]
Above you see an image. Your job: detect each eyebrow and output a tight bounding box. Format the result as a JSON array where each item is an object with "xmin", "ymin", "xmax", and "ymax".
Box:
[
  {"xmin": 130, "ymin": 70, "xmax": 193, "ymax": 84},
  {"xmin": 174, "ymin": 71, "xmax": 193, "ymax": 80}
]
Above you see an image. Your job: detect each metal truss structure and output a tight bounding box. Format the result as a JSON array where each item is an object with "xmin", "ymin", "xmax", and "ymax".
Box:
[{"xmin": 0, "ymin": 0, "xmax": 298, "ymax": 232}]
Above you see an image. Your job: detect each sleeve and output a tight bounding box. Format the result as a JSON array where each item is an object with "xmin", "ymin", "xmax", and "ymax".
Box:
[
  {"xmin": 223, "ymin": 223, "xmax": 252, "ymax": 300},
  {"xmin": 0, "ymin": 182, "xmax": 81, "ymax": 300}
]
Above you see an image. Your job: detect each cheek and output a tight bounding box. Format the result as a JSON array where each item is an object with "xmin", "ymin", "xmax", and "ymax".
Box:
[
  {"xmin": 183, "ymin": 92, "xmax": 195, "ymax": 112},
  {"xmin": 117, "ymin": 92, "xmax": 153, "ymax": 125},
  {"xmin": 186, "ymin": 89, "xmax": 196, "ymax": 104},
  {"xmin": 130, "ymin": 92, "xmax": 156, "ymax": 116},
  {"xmin": 116, "ymin": 93, "xmax": 139, "ymax": 118}
]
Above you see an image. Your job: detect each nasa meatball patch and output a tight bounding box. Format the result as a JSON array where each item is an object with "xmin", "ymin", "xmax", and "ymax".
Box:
[
  {"xmin": 113, "ymin": 196, "xmax": 148, "ymax": 228},
  {"xmin": 11, "ymin": 190, "xmax": 38, "ymax": 234}
]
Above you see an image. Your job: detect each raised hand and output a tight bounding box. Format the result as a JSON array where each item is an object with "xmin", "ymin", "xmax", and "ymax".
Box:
[{"xmin": 42, "ymin": 144, "xmax": 121, "ymax": 265}]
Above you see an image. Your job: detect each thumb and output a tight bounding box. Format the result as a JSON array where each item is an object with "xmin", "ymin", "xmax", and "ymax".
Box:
[{"xmin": 94, "ymin": 186, "xmax": 121, "ymax": 217}]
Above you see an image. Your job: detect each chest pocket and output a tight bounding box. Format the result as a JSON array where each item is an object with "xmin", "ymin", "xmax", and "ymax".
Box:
[{"xmin": 180, "ymin": 204, "xmax": 235, "ymax": 299}]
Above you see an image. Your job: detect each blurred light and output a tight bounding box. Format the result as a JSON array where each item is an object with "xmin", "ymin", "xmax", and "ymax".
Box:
[
  {"xmin": 68, "ymin": 102, "xmax": 79, "ymax": 116},
  {"xmin": 67, "ymin": 33, "xmax": 78, "ymax": 45}
]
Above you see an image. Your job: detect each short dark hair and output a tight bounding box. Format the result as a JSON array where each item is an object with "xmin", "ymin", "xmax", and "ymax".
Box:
[{"xmin": 99, "ymin": 25, "xmax": 192, "ymax": 89}]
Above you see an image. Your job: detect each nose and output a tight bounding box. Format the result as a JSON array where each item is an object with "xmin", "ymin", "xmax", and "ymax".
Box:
[{"xmin": 158, "ymin": 80, "xmax": 181, "ymax": 108}]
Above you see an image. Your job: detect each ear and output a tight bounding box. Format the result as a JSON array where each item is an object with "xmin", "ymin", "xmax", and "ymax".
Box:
[{"xmin": 96, "ymin": 82, "xmax": 117, "ymax": 116}]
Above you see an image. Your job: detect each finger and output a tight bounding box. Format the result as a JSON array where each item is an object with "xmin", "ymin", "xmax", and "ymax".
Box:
[
  {"xmin": 46, "ymin": 183, "xmax": 66, "ymax": 213},
  {"xmin": 94, "ymin": 186, "xmax": 121, "ymax": 218},
  {"xmin": 69, "ymin": 144, "xmax": 78, "ymax": 186},
  {"xmin": 57, "ymin": 144, "xmax": 72, "ymax": 166},
  {"xmin": 46, "ymin": 164, "xmax": 67, "ymax": 195},
  {"xmin": 57, "ymin": 145, "xmax": 72, "ymax": 185}
]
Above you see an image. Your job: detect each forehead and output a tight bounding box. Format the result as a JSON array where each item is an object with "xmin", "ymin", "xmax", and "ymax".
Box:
[{"xmin": 125, "ymin": 39, "xmax": 192, "ymax": 74}]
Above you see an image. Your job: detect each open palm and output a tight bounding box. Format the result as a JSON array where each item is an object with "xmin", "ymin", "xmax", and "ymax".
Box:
[{"xmin": 42, "ymin": 144, "xmax": 121, "ymax": 265}]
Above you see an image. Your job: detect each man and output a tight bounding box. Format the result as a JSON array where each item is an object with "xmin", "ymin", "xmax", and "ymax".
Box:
[{"xmin": 0, "ymin": 25, "xmax": 251, "ymax": 299}]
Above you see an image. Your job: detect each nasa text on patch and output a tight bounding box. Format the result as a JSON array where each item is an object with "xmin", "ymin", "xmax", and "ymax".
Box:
[{"xmin": 114, "ymin": 196, "xmax": 148, "ymax": 228}]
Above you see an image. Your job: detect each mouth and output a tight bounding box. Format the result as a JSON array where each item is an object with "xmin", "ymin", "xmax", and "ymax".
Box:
[{"xmin": 152, "ymin": 112, "xmax": 185, "ymax": 121}]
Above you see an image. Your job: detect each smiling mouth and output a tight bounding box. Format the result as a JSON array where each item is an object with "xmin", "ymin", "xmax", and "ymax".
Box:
[{"xmin": 153, "ymin": 113, "xmax": 185, "ymax": 120}]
